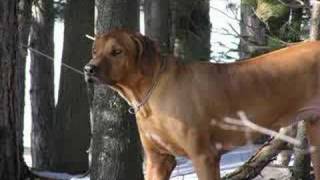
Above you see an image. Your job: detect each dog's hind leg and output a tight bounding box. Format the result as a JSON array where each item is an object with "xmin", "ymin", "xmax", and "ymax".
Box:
[{"xmin": 306, "ymin": 118, "xmax": 320, "ymax": 180}]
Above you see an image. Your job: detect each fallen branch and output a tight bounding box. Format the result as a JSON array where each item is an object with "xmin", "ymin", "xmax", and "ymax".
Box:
[
  {"xmin": 222, "ymin": 125, "xmax": 296, "ymax": 180},
  {"xmin": 210, "ymin": 112, "xmax": 315, "ymax": 179},
  {"xmin": 211, "ymin": 111, "xmax": 301, "ymax": 146}
]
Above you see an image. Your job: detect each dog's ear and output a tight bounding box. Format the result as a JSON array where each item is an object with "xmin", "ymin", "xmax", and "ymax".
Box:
[
  {"xmin": 130, "ymin": 33, "xmax": 158, "ymax": 75},
  {"xmin": 130, "ymin": 34, "xmax": 144, "ymax": 61}
]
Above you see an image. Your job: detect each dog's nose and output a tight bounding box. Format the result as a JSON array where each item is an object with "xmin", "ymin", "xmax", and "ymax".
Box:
[{"xmin": 84, "ymin": 64, "xmax": 97, "ymax": 75}]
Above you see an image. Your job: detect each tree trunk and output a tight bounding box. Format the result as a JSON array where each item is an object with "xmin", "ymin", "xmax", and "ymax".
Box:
[
  {"xmin": 53, "ymin": 0, "xmax": 93, "ymax": 173},
  {"xmin": 292, "ymin": 122, "xmax": 311, "ymax": 180},
  {"xmin": 310, "ymin": 0, "xmax": 320, "ymax": 40},
  {"xmin": 172, "ymin": 0, "xmax": 211, "ymax": 61},
  {"xmin": 239, "ymin": 0, "xmax": 268, "ymax": 59},
  {"xmin": 0, "ymin": 0, "xmax": 31, "ymax": 179},
  {"xmin": 29, "ymin": 0, "xmax": 56, "ymax": 171},
  {"xmin": 89, "ymin": 0, "xmax": 143, "ymax": 179},
  {"xmin": 144, "ymin": 0, "xmax": 170, "ymax": 54}
]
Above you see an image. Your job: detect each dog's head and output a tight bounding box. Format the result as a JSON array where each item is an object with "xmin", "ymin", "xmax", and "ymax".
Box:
[{"xmin": 84, "ymin": 29, "xmax": 159, "ymax": 85}]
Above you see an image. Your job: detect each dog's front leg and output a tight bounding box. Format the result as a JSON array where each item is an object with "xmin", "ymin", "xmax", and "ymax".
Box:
[
  {"xmin": 189, "ymin": 148, "xmax": 220, "ymax": 180},
  {"xmin": 144, "ymin": 149, "xmax": 176, "ymax": 180}
]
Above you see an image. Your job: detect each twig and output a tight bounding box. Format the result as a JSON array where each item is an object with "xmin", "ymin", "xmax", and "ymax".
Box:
[
  {"xmin": 85, "ymin": 34, "xmax": 95, "ymax": 41},
  {"xmin": 238, "ymin": 111, "xmax": 301, "ymax": 146},
  {"xmin": 213, "ymin": 111, "xmax": 316, "ymax": 153},
  {"xmin": 210, "ymin": 6, "xmax": 240, "ymax": 22},
  {"xmin": 20, "ymin": 44, "xmax": 84, "ymax": 76}
]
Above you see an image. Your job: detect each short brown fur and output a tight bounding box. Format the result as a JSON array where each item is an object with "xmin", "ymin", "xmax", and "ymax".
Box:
[{"xmin": 86, "ymin": 29, "xmax": 320, "ymax": 180}]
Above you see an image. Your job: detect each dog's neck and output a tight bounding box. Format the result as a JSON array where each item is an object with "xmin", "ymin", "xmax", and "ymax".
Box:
[{"xmin": 112, "ymin": 56, "xmax": 165, "ymax": 116}]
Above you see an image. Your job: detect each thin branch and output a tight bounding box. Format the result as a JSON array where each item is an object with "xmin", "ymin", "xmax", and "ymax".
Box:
[
  {"xmin": 20, "ymin": 44, "xmax": 84, "ymax": 75},
  {"xmin": 85, "ymin": 34, "xmax": 95, "ymax": 41},
  {"xmin": 210, "ymin": 6, "xmax": 240, "ymax": 22},
  {"xmin": 238, "ymin": 111, "xmax": 300, "ymax": 146},
  {"xmin": 211, "ymin": 111, "xmax": 316, "ymax": 153}
]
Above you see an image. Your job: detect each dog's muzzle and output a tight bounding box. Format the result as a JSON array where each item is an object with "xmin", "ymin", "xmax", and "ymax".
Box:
[{"xmin": 84, "ymin": 64, "xmax": 97, "ymax": 83}]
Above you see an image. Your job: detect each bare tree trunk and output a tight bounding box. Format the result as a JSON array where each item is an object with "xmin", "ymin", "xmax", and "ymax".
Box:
[
  {"xmin": 172, "ymin": 0, "xmax": 211, "ymax": 61},
  {"xmin": 29, "ymin": 0, "xmax": 57, "ymax": 171},
  {"xmin": 0, "ymin": 0, "xmax": 31, "ymax": 179},
  {"xmin": 53, "ymin": 0, "xmax": 93, "ymax": 173},
  {"xmin": 144, "ymin": 0, "xmax": 170, "ymax": 54},
  {"xmin": 291, "ymin": 122, "xmax": 311, "ymax": 180},
  {"xmin": 239, "ymin": 0, "xmax": 267, "ymax": 59},
  {"xmin": 310, "ymin": 0, "xmax": 320, "ymax": 40},
  {"xmin": 88, "ymin": 0, "xmax": 143, "ymax": 179}
]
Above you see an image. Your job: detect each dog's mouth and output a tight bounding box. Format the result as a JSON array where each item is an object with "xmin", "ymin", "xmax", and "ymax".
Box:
[
  {"xmin": 84, "ymin": 74, "xmax": 116, "ymax": 85},
  {"xmin": 84, "ymin": 74, "xmax": 100, "ymax": 84}
]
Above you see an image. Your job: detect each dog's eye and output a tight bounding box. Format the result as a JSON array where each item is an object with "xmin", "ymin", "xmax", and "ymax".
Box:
[{"xmin": 111, "ymin": 49, "xmax": 122, "ymax": 56}]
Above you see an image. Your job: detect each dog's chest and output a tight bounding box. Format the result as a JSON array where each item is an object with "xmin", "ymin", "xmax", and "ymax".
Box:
[{"xmin": 137, "ymin": 112, "xmax": 188, "ymax": 156}]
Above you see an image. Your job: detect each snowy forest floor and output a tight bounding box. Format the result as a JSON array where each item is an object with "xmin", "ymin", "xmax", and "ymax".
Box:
[{"xmin": 24, "ymin": 145, "xmax": 292, "ymax": 180}]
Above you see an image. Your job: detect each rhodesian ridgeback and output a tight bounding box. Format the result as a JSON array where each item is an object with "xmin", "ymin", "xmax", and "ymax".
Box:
[{"xmin": 84, "ymin": 29, "xmax": 320, "ymax": 180}]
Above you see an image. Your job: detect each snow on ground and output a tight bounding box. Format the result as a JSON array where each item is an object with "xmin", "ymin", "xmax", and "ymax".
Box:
[{"xmin": 24, "ymin": 145, "xmax": 292, "ymax": 180}]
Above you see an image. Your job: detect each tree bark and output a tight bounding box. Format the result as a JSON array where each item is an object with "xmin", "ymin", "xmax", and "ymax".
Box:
[
  {"xmin": 291, "ymin": 122, "xmax": 311, "ymax": 180},
  {"xmin": 53, "ymin": 0, "xmax": 93, "ymax": 173},
  {"xmin": 144, "ymin": 0, "xmax": 170, "ymax": 54},
  {"xmin": 0, "ymin": 0, "xmax": 31, "ymax": 179},
  {"xmin": 29, "ymin": 0, "xmax": 57, "ymax": 171},
  {"xmin": 172, "ymin": 0, "xmax": 211, "ymax": 61},
  {"xmin": 89, "ymin": 0, "xmax": 143, "ymax": 179},
  {"xmin": 310, "ymin": 0, "xmax": 320, "ymax": 40},
  {"xmin": 239, "ymin": 0, "xmax": 268, "ymax": 59}
]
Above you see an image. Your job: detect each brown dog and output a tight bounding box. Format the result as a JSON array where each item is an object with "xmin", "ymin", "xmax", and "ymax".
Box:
[{"xmin": 85, "ymin": 29, "xmax": 320, "ymax": 180}]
